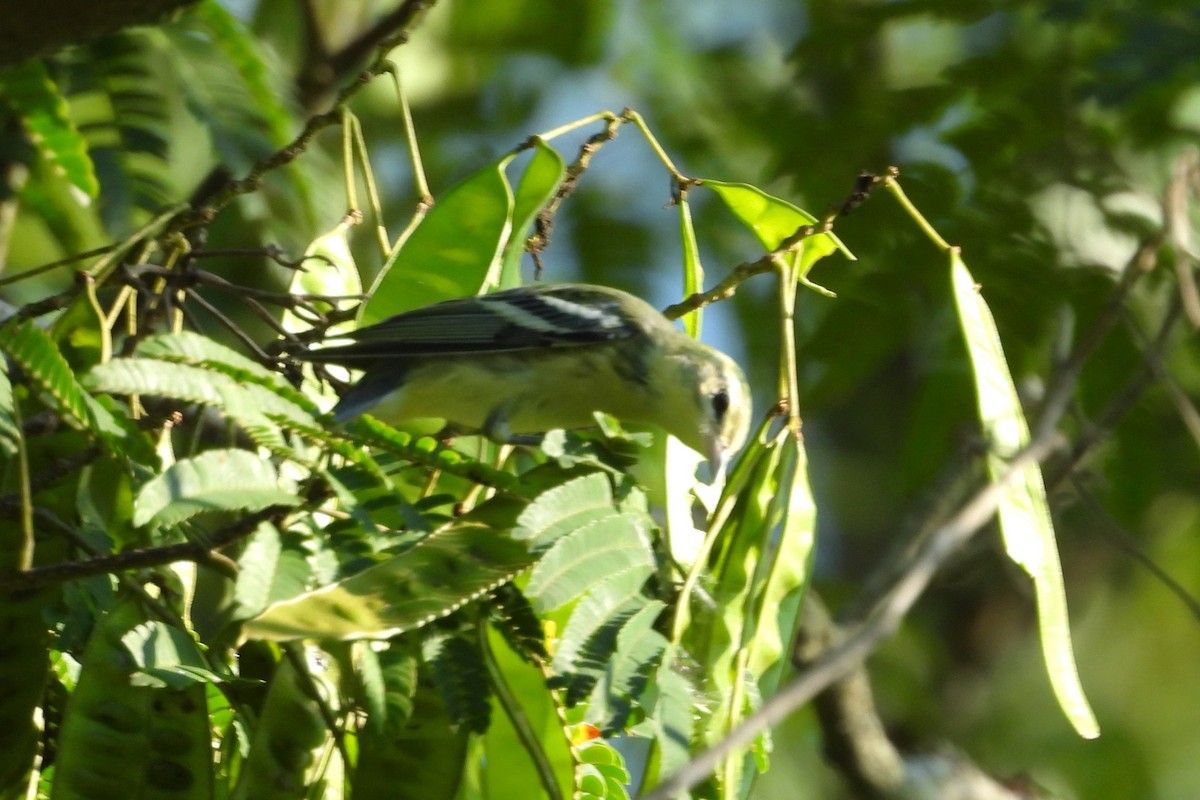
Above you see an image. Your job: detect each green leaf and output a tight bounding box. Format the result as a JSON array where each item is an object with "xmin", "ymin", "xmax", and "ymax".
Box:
[
  {"xmin": 488, "ymin": 582, "xmax": 549, "ymax": 662},
  {"xmin": 120, "ymin": 620, "xmax": 224, "ymax": 689},
  {"xmin": 428, "ymin": 634, "xmax": 492, "ymax": 733},
  {"xmin": 231, "ymin": 656, "xmax": 329, "ymax": 800},
  {"xmin": 0, "ymin": 366, "xmax": 18, "ymax": 457},
  {"xmin": 190, "ymin": 2, "xmax": 297, "ymax": 152},
  {"xmin": 133, "ymin": 448, "xmax": 299, "ymax": 529},
  {"xmin": 576, "ymin": 742, "xmax": 632, "ymax": 800},
  {"xmin": 702, "ymin": 179, "xmax": 853, "ymax": 279},
  {"xmin": 51, "ymin": 600, "xmax": 213, "ymax": 800},
  {"xmin": 135, "ymin": 331, "xmax": 288, "ymax": 386},
  {"xmin": 482, "ymin": 621, "xmax": 576, "ymax": 800},
  {"xmin": 354, "ymin": 679, "xmax": 469, "ymax": 800},
  {"xmin": 233, "ymin": 523, "xmax": 314, "ymax": 620},
  {"xmin": 497, "ymin": 137, "xmax": 565, "ymax": 289},
  {"xmin": 85, "ymin": 357, "xmax": 317, "ymax": 430},
  {"xmin": 0, "ymin": 59, "xmax": 98, "ymax": 197},
  {"xmin": 1, "ymin": 320, "xmax": 97, "ymax": 434},
  {"xmin": 285, "ymin": 219, "xmax": 362, "ymax": 335},
  {"xmin": 524, "ymin": 515, "xmax": 655, "ymax": 613},
  {"xmin": 678, "ymin": 196, "xmax": 704, "ymax": 338},
  {"xmin": 743, "ymin": 435, "xmax": 816, "ymax": 687},
  {"xmin": 512, "ymin": 472, "xmax": 623, "ymax": 551},
  {"xmin": 584, "ymin": 600, "xmax": 668, "ymax": 730},
  {"xmin": 244, "ymin": 522, "xmax": 536, "ymax": 641},
  {"xmin": 553, "ymin": 567, "xmax": 654, "ymax": 674},
  {"xmin": 950, "ymin": 253, "xmax": 1098, "ymax": 740},
  {"xmin": 364, "ymin": 154, "xmax": 516, "ymax": 324},
  {"xmin": 133, "ymin": 332, "xmax": 319, "ymax": 414},
  {"xmin": 634, "ymin": 662, "xmax": 694, "ymax": 793}
]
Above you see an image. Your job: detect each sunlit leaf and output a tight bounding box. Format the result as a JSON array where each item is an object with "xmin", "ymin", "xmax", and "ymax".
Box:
[
  {"xmin": 553, "ymin": 567, "xmax": 654, "ymax": 674},
  {"xmin": 364, "ymin": 154, "xmax": 515, "ymax": 324},
  {"xmin": 233, "ymin": 523, "xmax": 313, "ymax": 620},
  {"xmin": 0, "ymin": 320, "xmax": 130, "ymax": 448},
  {"xmin": 702, "ymin": 179, "xmax": 853, "ymax": 280},
  {"xmin": 678, "ymin": 197, "xmax": 704, "ymax": 338},
  {"xmin": 482, "ymin": 624, "xmax": 576, "ymax": 800},
  {"xmin": 951, "ymin": 252, "xmax": 1099, "ymax": 740},
  {"xmin": 133, "ymin": 448, "xmax": 298, "ymax": 529},
  {"xmin": 512, "ymin": 472, "xmax": 623, "ymax": 551},
  {"xmin": 524, "ymin": 515, "xmax": 655, "ymax": 612},
  {"xmin": 286, "ymin": 219, "xmax": 362, "ymax": 335},
  {"xmin": 584, "ymin": 600, "xmax": 668, "ymax": 730},
  {"xmin": 244, "ymin": 523, "xmax": 536, "ymax": 641}
]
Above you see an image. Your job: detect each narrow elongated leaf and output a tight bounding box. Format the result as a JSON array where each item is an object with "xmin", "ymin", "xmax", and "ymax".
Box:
[
  {"xmin": 0, "ymin": 60, "xmax": 98, "ymax": 197},
  {"xmin": 482, "ymin": 623, "xmax": 576, "ymax": 800},
  {"xmin": 86, "ymin": 357, "xmax": 317, "ymax": 426},
  {"xmin": 744, "ymin": 434, "xmax": 816, "ymax": 687},
  {"xmin": 951, "ymin": 253, "xmax": 1098, "ymax": 740},
  {"xmin": 136, "ymin": 331, "xmax": 288, "ymax": 386},
  {"xmin": 364, "ymin": 155, "xmax": 516, "ymax": 324},
  {"xmin": 133, "ymin": 448, "xmax": 298, "ymax": 529},
  {"xmin": 244, "ymin": 523, "xmax": 536, "ymax": 641},
  {"xmin": 678, "ymin": 197, "xmax": 704, "ymax": 338}
]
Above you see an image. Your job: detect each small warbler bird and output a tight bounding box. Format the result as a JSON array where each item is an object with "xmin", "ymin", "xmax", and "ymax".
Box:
[{"xmin": 298, "ymin": 283, "xmax": 751, "ymax": 474}]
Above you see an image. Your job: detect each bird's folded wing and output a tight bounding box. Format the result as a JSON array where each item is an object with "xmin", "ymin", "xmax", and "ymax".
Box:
[{"xmin": 300, "ymin": 285, "xmax": 643, "ymax": 362}]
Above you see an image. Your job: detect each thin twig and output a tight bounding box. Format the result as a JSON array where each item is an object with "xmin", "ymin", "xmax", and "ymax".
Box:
[
  {"xmin": 0, "ymin": 504, "xmax": 295, "ymax": 591},
  {"xmin": 527, "ymin": 116, "xmax": 623, "ymax": 276}
]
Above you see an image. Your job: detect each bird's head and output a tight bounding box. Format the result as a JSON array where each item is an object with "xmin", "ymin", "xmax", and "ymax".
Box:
[{"xmin": 665, "ymin": 343, "xmax": 752, "ymax": 477}]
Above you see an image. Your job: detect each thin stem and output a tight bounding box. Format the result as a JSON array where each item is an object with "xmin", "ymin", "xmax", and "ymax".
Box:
[
  {"xmin": 776, "ymin": 258, "xmax": 802, "ymax": 434},
  {"xmin": 349, "ymin": 113, "xmax": 391, "ymax": 257},
  {"xmin": 0, "ymin": 243, "xmax": 118, "ymax": 287},
  {"xmin": 622, "ymin": 108, "xmax": 686, "ymax": 183},
  {"xmin": 10, "ymin": 400, "xmax": 33, "ymax": 572},
  {"xmin": 389, "ymin": 68, "xmax": 431, "ymax": 201},
  {"xmin": 341, "ymin": 108, "xmax": 359, "ymax": 215},
  {"xmin": 533, "ymin": 111, "xmax": 619, "ymax": 143},
  {"xmin": 882, "ymin": 176, "xmax": 951, "ymax": 251},
  {"xmin": 0, "ymin": 504, "xmax": 294, "ymax": 591}
]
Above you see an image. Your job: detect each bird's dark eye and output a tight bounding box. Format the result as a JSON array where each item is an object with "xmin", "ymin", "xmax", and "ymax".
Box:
[{"xmin": 711, "ymin": 389, "xmax": 730, "ymax": 419}]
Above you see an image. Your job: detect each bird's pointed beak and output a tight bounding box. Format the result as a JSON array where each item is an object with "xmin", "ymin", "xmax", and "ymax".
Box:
[{"xmin": 704, "ymin": 438, "xmax": 727, "ymax": 484}]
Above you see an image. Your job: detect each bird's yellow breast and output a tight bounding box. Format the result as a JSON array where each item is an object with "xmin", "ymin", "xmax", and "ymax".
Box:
[{"xmin": 364, "ymin": 347, "xmax": 661, "ymax": 434}]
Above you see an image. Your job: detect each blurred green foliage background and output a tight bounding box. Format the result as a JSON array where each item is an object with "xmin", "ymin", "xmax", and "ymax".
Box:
[{"xmin": 4, "ymin": 1, "xmax": 1200, "ymax": 797}]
